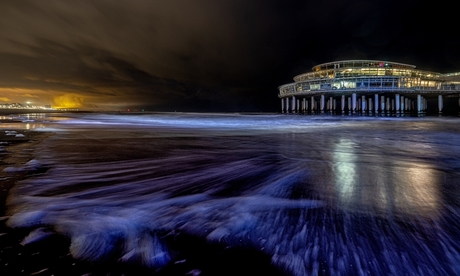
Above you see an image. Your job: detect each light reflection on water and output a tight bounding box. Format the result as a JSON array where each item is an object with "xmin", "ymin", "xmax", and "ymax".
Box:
[
  {"xmin": 332, "ymin": 137, "xmax": 441, "ymax": 218},
  {"xmin": 4, "ymin": 113, "xmax": 460, "ymax": 275},
  {"xmin": 0, "ymin": 122, "xmax": 49, "ymax": 130},
  {"xmin": 333, "ymin": 139, "xmax": 357, "ymax": 206},
  {"xmin": 0, "ymin": 113, "xmax": 72, "ymax": 130}
]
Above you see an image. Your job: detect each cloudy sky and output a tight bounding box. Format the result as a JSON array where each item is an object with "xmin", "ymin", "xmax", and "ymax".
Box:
[{"xmin": 0, "ymin": 0, "xmax": 459, "ymax": 111}]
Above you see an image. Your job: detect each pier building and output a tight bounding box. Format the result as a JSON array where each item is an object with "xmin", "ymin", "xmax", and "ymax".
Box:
[{"xmin": 278, "ymin": 60, "xmax": 460, "ymax": 114}]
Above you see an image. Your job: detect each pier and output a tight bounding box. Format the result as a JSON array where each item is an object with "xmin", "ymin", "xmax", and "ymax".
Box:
[{"xmin": 279, "ymin": 60, "xmax": 460, "ymax": 115}]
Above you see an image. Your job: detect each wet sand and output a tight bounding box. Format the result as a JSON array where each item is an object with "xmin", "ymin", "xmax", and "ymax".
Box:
[
  {"xmin": 4, "ymin": 113, "xmax": 460, "ymax": 275},
  {"xmin": 0, "ymin": 129, "xmax": 77, "ymax": 275},
  {"xmin": 0, "ymin": 127, "xmax": 280, "ymax": 276},
  {"xmin": 0, "ymin": 129, "xmax": 160, "ymax": 275},
  {"xmin": 0, "ymin": 129, "xmax": 156, "ymax": 275},
  {"xmin": 0, "ymin": 130, "xmax": 49, "ymax": 214},
  {"xmin": 0, "ymin": 130, "xmax": 113, "ymax": 275}
]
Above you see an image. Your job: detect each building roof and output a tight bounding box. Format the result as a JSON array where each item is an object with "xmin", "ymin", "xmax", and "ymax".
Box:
[{"xmin": 311, "ymin": 60, "xmax": 416, "ymax": 71}]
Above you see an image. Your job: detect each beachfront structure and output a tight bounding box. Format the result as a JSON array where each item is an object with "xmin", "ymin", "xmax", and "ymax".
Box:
[{"xmin": 278, "ymin": 60, "xmax": 460, "ymax": 114}]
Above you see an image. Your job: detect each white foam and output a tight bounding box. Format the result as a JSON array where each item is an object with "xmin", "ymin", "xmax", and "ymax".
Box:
[
  {"xmin": 21, "ymin": 227, "xmax": 54, "ymax": 245},
  {"xmin": 6, "ymin": 160, "xmax": 326, "ymax": 270},
  {"xmin": 3, "ymin": 159, "xmax": 42, "ymax": 173}
]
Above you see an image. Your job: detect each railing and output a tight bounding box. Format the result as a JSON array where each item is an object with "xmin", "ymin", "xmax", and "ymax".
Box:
[{"xmin": 278, "ymin": 85, "xmax": 460, "ymax": 97}]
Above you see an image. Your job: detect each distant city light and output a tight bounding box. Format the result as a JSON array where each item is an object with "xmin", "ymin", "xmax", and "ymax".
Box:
[{"xmin": 0, "ymin": 102, "xmax": 55, "ymax": 110}]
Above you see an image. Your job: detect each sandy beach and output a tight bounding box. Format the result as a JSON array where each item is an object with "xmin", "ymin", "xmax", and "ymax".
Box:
[
  {"xmin": 0, "ymin": 127, "xmax": 83, "ymax": 275},
  {"xmin": 0, "ymin": 121, "xmax": 279, "ymax": 276},
  {"xmin": 0, "ymin": 125, "xmax": 132, "ymax": 275}
]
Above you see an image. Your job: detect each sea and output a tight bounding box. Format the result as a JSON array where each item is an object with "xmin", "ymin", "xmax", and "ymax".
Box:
[{"xmin": 2, "ymin": 112, "xmax": 460, "ymax": 275}]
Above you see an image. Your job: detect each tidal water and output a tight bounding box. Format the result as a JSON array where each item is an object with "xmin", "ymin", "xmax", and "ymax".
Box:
[{"xmin": 4, "ymin": 112, "xmax": 460, "ymax": 275}]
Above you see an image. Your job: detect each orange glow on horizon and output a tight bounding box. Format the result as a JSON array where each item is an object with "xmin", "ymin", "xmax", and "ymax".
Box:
[
  {"xmin": 0, "ymin": 87, "xmax": 133, "ymax": 110},
  {"xmin": 52, "ymin": 93, "xmax": 85, "ymax": 109}
]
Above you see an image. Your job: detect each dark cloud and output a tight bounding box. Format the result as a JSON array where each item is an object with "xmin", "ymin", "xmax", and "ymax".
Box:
[{"xmin": 0, "ymin": 0, "xmax": 459, "ymax": 111}]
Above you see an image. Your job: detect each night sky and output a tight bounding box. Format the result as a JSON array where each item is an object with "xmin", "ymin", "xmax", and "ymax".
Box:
[{"xmin": 1, "ymin": 0, "xmax": 459, "ymax": 112}]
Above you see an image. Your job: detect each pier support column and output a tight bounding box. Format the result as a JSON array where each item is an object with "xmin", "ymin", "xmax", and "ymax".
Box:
[
  {"xmin": 329, "ymin": 97, "xmax": 333, "ymax": 111},
  {"xmin": 438, "ymin": 95, "xmax": 443, "ymax": 113},
  {"xmin": 303, "ymin": 98, "xmax": 306, "ymax": 113},
  {"xmin": 417, "ymin": 94, "xmax": 422, "ymax": 113},
  {"xmin": 374, "ymin": 94, "xmax": 379, "ymax": 113},
  {"xmin": 368, "ymin": 98, "xmax": 372, "ymax": 112},
  {"xmin": 457, "ymin": 97, "xmax": 460, "ymax": 114},
  {"xmin": 352, "ymin": 93, "xmax": 357, "ymax": 112},
  {"xmin": 320, "ymin": 95, "xmax": 325, "ymax": 111},
  {"xmin": 297, "ymin": 99, "xmax": 300, "ymax": 113},
  {"xmin": 292, "ymin": 96, "xmax": 296, "ymax": 113},
  {"xmin": 341, "ymin": 95, "xmax": 345, "ymax": 112},
  {"xmin": 361, "ymin": 96, "xmax": 366, "ymax": 112},
  {"xmin": 348, "ymin": 97, "xmax": 351, "ymax": 112},
  {"xmin": 400, "ymin": 96, "xmax": 404, "ymax": 112},
  {"xmin": 386, "ymin": 97, "xmax": 390, "ymax": 111},
  {"xmin": 281, "ymin": 98, "xmax": 284, "ymax": 113},
  {"xmin": 286, "ymin": 97, "xmax": 289, "ymax": 113},
  {"xmin": 395, "ymin": 94, "xmax": 400, "ymax": 112},
  {"xmin": 381, "ymin": 95, "xmax": 385, "ymax": 112},
  {"xmin": 311, "ymin": 96, "xmax": 315, "ymax": 112}
]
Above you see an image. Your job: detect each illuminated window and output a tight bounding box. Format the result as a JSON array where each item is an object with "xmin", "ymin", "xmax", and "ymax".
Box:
[{"xmin": 310, "ymin": 84, "xmax": 320, "ymax": 90}]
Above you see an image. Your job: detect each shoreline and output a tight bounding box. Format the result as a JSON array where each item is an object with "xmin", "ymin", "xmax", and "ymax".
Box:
[
  {"xmin": 0, "ymin": 109, "xmax": 60, "ymax": 115},
  {"xmin": 0, "ymin": 124, "xmax": 282, "ymax": 276},
  {"xmin": 0, "ymin": 129, "xmax": 51, "ymax": 216},
  {"xmin": 0, "ymin": 128, "xmax": 150, "ymax": 275}
]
